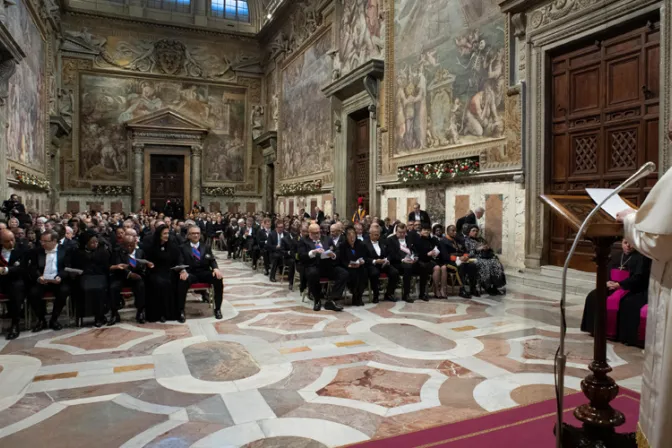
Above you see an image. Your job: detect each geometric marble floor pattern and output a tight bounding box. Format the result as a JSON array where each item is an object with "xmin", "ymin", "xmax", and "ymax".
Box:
[{"xmin": 0, "ymin": 252, "xmax": 645, "ymax": 447}]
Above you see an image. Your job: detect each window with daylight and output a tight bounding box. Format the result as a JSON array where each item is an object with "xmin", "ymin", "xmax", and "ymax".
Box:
[
  {"xmin": 211, "ymin": 0, "xmax": 250, "ymax": 21},
  {"xmin": 145, "ymin": 0, "xmax": 191, "ymax": 13}
]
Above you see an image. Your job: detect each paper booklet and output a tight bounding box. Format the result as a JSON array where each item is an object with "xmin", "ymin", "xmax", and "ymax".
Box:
[
  {"xmin": 320, "ymin": 250, "xmax": 334, "ymax": 259},
  {"xmin": 171, "ymin": 265, "xmax": 190, "ymax": 271},
  {"xmin": 585, "ymin": 188, "xmax": 632, "ymax": 220},
  {"xmin": 65, "ymin": 268, "xmax": 84, "ymax": 275}
]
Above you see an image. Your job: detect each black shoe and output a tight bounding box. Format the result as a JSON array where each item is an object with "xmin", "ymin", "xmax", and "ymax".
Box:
[
  {"xmin": 264, "ymin": 270, "xmax": 269, "ymax": 276},
  {"xmin": 459, "ymin": 288, "xmax": 472, "ymax": 299},
  {"xmin": 486, "ymin": 287, "xmax": 500, "ymax": 296},
  {"xmin": 136, "ymin": 311, "xmax": 146, "ymax": 324},
  {"xmin": 288, "ymin": 283, "xmax": 294, "ymax": 292},
  {"xmin": 420, "ymin": 294, "xmax": 430, "ymax": 302},
  {"xmin": 108, "ymin": 312, "xmax": 121, "ymax": 326},
  {"xmin": 353, "ymin": 297, "xmax": 364, "ymax": 307},
  {"xmin": 384, "ymin": 295, "xmax": 398, "ymax": 303},
  {"xmin": 372, "ymin": 296, "xmax": 380, "ymax": 304},
  {"xmin": 160, "ymin": 316, "xmax": 166, "ymax": 323},
  {"xmin": 472, "ymin": 289, "xmax": 481, "ymax": 297},
  {"xmin": 49, "ymin": 320, "xmax": 63, "ymax": 331},
  {"xmin": 215, "ymin": 309, "xmax": 223, "ymax": 319},
  {"xmin": 201, "ymin": 292, "xmax": 210, "ymax": 303},
  {"xmin": 94, "ymin": 318, "xmax": 106, "ymax": 328},
  {"xmin": 313, "ymin": 299, "xmax": 322, "ymax": 312},
  {"xmin": 32, "ymin": 319, "xmax": 48, "ymax": 333},
  {"xmin": 324, "ymin": 300, "xmax": 343, "ymax": 312},
  {"xmin": 270, "ymin": 277, "xmax": 277, "ymax": 283},
  {"xmin": 178, "ymin": 312, "xmax": 186, "ymax": 323},
  {"xmin": 6, "ymin": 324, "xmax": 20, "ymax": 340},
  {"xmin": 403, "ymin": 296, "xmax": 415, "ymax": 303}
]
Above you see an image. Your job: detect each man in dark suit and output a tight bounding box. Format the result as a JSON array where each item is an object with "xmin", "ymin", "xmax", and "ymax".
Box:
[
  {"xmin": 1, "ymin": 194, "xmax": 25, "ymax": 220},
  {"xmin": 364, "ymin": 226, "xmax": 399, "ymax": 303},
  {"xmin": 108, "ymin": 235, "xmax": 150, "ymax": 325},
  {"xmin": 0, "ymin": 230, "xmax": 28, "ymax": 339},
  {"xmin": 177, "ymin": 226, "xmax": 224, "ymax": 321},
  {"xmin": 313, "ymin": 206, "xmax": 325, "ymax": 224},
  {"xmin": 456, "ymin": 207, "xmax": 484, "ymax": 237},
  {"xmin": 294, "ymin": 223, "xmax": 309, "ymax": 294},
  {"xmin": 408, "ymin": 203, "xmax": 431, "ymax": 226},
  {"xmin": 297, "ymin": 223, "xmax": 348, "ymax": 312},
  {"xmin": 26, "ymin": 230, "xmax": 71, "ymax": 332},
  {"xmin": 237, "ymin": 217, "xmax": 260, "ymax": 269},
  {"xmin": 387, "ymin": 223, "xmax": 431, "ymax": 302},
  {"xmin": 299, "ymin": 208, "xmax": 311, "ymax": 220},
  {"xmin": 266, "ymin": 221, "xmax": 295, "ymax": 287},
  {"xmin": 257, "ymin": 218, "xmax": 272, "ymax": 276}
]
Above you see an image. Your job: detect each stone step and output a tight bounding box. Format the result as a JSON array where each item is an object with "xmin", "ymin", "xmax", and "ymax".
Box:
[
  {"xmin": 505, "ymin": 267, "xmax": 595, "ymax": 297},
  {"xmin": 540, "ymin": 265, "xmax": 597, "ymax": 283}
]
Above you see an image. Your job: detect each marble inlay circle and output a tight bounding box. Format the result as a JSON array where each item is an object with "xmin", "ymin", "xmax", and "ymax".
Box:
[
  {"xmin": 242, "ymin": 437, "xmax": 327, "ymax": 448},
  {"xmin": 510, "ymin": 384, "xmax": 579, "ymax": 406},
  {"xmin": 371, "ymin": 323, "xmax": 456, "ymax": 351},
  {"xmin": 317, "ymin": 365, "xmax": 429, "ymax": 408},
  {"xmin": 183, "ymin": 341, "xmax": 260, "ymax": 381}
]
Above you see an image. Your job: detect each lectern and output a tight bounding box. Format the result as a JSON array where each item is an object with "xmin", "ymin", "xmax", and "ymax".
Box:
[{"xmin": 540, "ymin": 194, "xmax": 637, "ymax": 448}]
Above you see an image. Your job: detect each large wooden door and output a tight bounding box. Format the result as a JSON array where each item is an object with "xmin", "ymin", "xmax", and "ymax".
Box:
[
  {"xmin": 351, "ymin": 116, "xmax": 370, "ymax": 212},
  {"xmin": 150, "ymin": 155, "xmax": 185, "ymax": 212},
  {"xmin": 549, "ymin": 19, "xmax": 660, "ymax": 271}
]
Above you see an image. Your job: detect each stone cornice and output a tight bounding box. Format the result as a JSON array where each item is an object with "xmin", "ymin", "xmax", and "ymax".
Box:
[
  {"xmin": 322, "ymin": 59, "xmax": 384, "ymax": 101},
  {"xmin": 253, "ymin": 131, "xmax": 277, "ymax": 150},
  {"xmin": 499, "ymin": 0, "xmax": 549, "ymax": 14}
]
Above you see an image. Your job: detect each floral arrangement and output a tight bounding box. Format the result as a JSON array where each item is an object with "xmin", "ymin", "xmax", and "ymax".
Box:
[
  {"xmin": 203, "ymin": 186, "xmax": 235, "ymax": 196},
  {"xmin": 14, "ymin": 169, "xmax": 50, "ymax": 191},
  {"xmin": 91, "ymin": 185, "xmax": 133, "ymax": 196},
  {"xmin": 397, "ymin": 157, "xmax": 480, "ymax": 183},
  {"xmin": 279, "ymin": 179, "xmax": 323, "ymax": 196}
]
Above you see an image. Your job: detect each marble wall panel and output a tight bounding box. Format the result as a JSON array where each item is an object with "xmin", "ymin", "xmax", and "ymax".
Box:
[
  {"xmin": 276, "ymin": 194, "xmax": 333, "ymax": 218},
  {"xmin": 110, "ymin": 200, "xmax": 123, "ymax": 214},
  {"xmin": 425, "ymin": 186, "xmax": 446, "ymax": 225},
  {"xmin": 454, "ymin": 194, "xmax": 470, "ymax": 223},
  {"xmin": 67, "ymin": 201, "xmax": 81, "ymax": 213},
  {"xmin": 485, "ymin": 193, "xmax": 503, "ymax": 254},
  {"xmin": 387, "ymin": 198, "xmax": 397, "ymax": 221},
  {"xmin": 380, "ymin": 188, "xmax": 426, "ymax": 223},
  {"xmin": 406, "ymin": 197, "xmax": 418, "ymax": 218},
  {"xmin": 59, "ymin": 195, "xmax": 132, "ymax": 214}
]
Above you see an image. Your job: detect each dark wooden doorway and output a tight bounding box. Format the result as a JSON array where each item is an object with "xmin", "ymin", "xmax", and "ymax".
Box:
[
  {"xmin": 548, "ymin": 18, "xmax": 660, "ymax": 271},
  {"xmin": 150, "ymin": 154, "xmax": 185, "ymax": 213},
  {"xmin": 348, "ymin": 110, "xmax": 370, "ymax": 215}
]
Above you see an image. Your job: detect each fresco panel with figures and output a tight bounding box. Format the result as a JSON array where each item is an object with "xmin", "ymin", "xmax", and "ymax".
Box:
[
  {"xmin": 339, "ymin": 0, "xmax": 385, "ymax": 75},
  {"xmin": 280, "ymin": 32, "xmax": 332, "ymax": 180},
  {"xmin": 5, "ymin": 0, "xmax": 46, "ymax": 174},
  {"xmin": 78, "ymin": 73, "xmax": 246, "ymax": 183},
  {"xmin": 393, "ymin": 0, "xmax": 505, "ymax": 155}
]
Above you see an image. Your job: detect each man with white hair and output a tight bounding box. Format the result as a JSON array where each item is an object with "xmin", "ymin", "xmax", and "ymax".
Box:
[{"xmin": 456, "ymin": 206, "xmax": 484, "ymax": 237}]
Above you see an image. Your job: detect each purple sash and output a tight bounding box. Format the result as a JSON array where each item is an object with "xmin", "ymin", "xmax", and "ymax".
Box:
[
  {"xmin": 606, "ymin": 269, "xmax": 630, "ymax": 339},
  {"xmin": 192, "ymin": 247, "xmax": 201, "ymax": 260}
]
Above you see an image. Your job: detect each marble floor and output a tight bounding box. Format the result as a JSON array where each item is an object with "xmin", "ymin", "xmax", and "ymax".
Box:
[{"xmin": 0, "ymin": 253, "xmax": 644, "ymax": 447}]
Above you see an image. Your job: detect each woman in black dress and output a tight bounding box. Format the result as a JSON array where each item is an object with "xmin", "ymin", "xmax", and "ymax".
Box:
[
  {"xmin": 72, "ymin": 230, "xmax": 110, "ymax": 327},
  {"xmin": 145, "ymin": 224, "xmax": 181, "ymax": 322},
  {"xmin": 338, "ymin": 227, "xmax": 369, "ymax": 306}
]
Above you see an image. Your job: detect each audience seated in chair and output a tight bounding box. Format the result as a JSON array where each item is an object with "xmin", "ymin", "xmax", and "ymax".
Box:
[{"xmin": 463, "ymin": 225, "xmax": 506, "ymax": 296}]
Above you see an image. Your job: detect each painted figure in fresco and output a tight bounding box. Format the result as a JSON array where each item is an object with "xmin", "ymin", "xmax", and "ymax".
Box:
[{"xmin": 118, "ymin": 82, "xmax": 163, "ymax": 123}]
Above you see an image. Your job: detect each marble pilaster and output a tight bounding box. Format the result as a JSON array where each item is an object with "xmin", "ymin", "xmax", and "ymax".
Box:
[
  {"xmin": 132, "ymin": 144, "xmax": 144, "ymax": 211},
  {"xmin": 191, "ymin": 144, "xmax": 202, "ymax": 206}
]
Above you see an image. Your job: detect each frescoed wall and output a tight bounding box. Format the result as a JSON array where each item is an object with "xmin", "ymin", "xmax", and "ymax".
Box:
[
  {"xmin": 79, "ymin": 73, "xmax": 246, "ymax": 182},
  {"xmin": 393, "ymin": 0, "xmax": 505, "ymax": 155},
  {"xmin": 279, "ymin": 31, "xmax": 332, "ymax": 180},
  {"xmin": 339, "ymin": 0, "xmax": 385, "ymax": 75},
  {"xmin": 5, "ymin": 0, "xmax": 46, "ymax": 174}
]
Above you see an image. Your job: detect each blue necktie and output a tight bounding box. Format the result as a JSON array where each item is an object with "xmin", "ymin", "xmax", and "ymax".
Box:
[{"xmin": 192, "ymin": 247, "xmax": 201, "ymax": 260}]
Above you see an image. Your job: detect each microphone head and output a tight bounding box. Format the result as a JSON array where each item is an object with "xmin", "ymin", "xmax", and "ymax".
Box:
[{"xmin": 641, "ymin": 161, "xmax": 656, "ymax": 174}]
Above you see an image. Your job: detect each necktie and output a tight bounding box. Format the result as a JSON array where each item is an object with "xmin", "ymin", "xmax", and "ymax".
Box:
[
  {"xmin": 277, "ymin": 234, "xmax": 282, "ymax": 248},
  {"xmin": 192, "ymin": 246, "xmax": 201, "ymax": 260},
  {"xmin": 128, "ymin": 254, "xmax": 137, "ymax": 268}
]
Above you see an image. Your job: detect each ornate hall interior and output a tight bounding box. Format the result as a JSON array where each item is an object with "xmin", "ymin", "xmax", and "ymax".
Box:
[{"xmin": 0, "ymin": 0, "xmax": 670, "ymax": 446}]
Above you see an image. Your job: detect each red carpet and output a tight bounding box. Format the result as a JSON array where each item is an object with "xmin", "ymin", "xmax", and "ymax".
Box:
[{"xmin": 351, "ymin": 388, "xmax": 640, "ymax": 448}]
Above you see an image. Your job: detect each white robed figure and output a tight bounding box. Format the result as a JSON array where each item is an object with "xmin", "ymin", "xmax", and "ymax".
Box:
[{"xmin": 617, "ymin": 165, "xmax": 672, "ymax": 448}]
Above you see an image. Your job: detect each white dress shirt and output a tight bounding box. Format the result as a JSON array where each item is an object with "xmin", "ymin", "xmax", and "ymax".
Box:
[
  {"xmin": 277, "ymin": 233, "xmax": 284, "ymax": 247},
  {"xmin": 190, "ymin": 242, "xmax": 200, "ymax": 250},
  {"xmin": 43, "ymin": 249, "xmax": 59, "ymax": 280},
  {"xmin": 415, "ymin": 212, "xmax": 421, "ymax": 221},
  {"xmin": 1, "ymin": 248, "xmax": 11, "ymax": 263},
  {"xmin": 371, "ymin": 241, "xmax": 381, "ymax": 256}
]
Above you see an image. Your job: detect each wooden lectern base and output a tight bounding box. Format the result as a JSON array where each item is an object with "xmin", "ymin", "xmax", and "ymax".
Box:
[{"xmin": 555, "ymin": 423, "xmax": 636, "ymax": 448}]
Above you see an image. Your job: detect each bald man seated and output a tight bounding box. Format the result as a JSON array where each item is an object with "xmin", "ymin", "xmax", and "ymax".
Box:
[
  {"xmin": 0, "ymin": 230, "xmax": 29, "ymax": 339},
  {"xmin": 297, "ymin": 223, "xmax": 348, "ymax": 312}
]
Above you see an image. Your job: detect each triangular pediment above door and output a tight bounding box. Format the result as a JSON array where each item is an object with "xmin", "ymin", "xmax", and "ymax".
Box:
[{"xmin": 125, "ymin": 108, "xmax": 209, "ymax": 133}]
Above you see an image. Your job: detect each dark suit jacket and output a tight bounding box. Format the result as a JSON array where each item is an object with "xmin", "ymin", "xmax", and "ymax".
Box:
[
  {"xmin": 364, "ymin": 239, "xmax": 392, "ymax": 264},
  {"xmin": 237, "ymin": 225, "xmax": 259, "ymax": 250},
  {"xmin": 266, "ymin": 231, "xmax": 293, "ymax": 256},
  {"xmin": 0, "ymin": 245, "xmax": 29, "ymax": 281},
  {"xmin": 456, "ymin": 212, "xmax": 477, "ymax": 235},
  {"xmin": 297, "ymin": 236, "xmax": 331, "ymax": 268},
  {"xmin": 338, "ymin": 240, "xmax": 369, "ymax": 269},
  {"xmin": 112, "ymin": 247, "xmax": 149, "ymax": 279},
  {"xmin": 408, "ymin": 210, "xmax": 430, "ymax": 225},
  {"xmin": 26, "ymin": 246, "xmax": 71, "ymax": 282},
  {"xmin": 178, "ymin": 242, "xmax": 218, "ymax": 275},
  {"xmin": 257, "ymin": 227, "xmax": 272, "ymax": 249},
  {"xmin": 438, "ymin": 237, "xmax": 467, "ymax": 267},
  {"xmin": 313, "ymin": 211, "xmax": 325, "ymax": 224},
  {"xmin": 386, "ymin": 235, "xmax": 414, "ymax": 265},
  {"xmin": 61, "ymin": 238, "xmax": 79, "ymax": 254}
]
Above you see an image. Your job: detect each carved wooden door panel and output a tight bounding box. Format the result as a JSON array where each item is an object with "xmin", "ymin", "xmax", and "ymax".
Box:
[
  {"xmin": 150, "ymin": 155, "xmax": 185, "ymax": 211},
  {"xmin": 549, "ymin": 19, "xmax": 659, "ymax": 271},
  {"xmin": 353, "ymin": 118, "xmax": 370, "ymax": 212}
]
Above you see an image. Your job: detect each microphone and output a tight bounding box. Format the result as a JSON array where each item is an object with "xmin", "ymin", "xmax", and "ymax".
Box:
[{"xmin": 554, "ymin": 161, "xmax": 656, "ymax": 448}]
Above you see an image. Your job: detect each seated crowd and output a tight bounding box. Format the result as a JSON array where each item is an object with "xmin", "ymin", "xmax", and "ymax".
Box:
[{"xmin": 0, "ymin": 196, "xmax": 508, "ymax": 340}]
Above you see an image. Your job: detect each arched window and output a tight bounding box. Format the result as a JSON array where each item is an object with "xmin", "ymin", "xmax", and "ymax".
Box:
[
  {"xmin": 211, "ymin": 0, "xmax": 249, "ymax": 22},
  {"xmin": 146, "ymin": 0, "xmax": 191, "ymax": 13}
]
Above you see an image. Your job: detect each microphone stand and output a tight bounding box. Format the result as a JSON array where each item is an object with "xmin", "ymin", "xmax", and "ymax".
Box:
[{"xmin": 555, "ymin": 161, "xmax": 656, "ymax": 448}]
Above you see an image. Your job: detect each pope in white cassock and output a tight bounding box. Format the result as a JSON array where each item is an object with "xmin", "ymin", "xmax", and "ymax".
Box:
[{"xmin": 617, "ymin": 164, "xmax": 672, "ymax": 448}]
